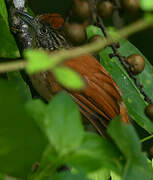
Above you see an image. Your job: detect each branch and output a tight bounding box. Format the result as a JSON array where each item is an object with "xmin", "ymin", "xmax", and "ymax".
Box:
[
  {"xmin": 0, "ymin": 17, "xmax": 152, "ymax": 74},
  {"xmin": 96, "ymin": 16, "xmax": 153, "ymax": 104}
]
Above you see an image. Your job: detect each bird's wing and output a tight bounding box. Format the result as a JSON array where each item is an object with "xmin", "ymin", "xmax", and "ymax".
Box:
[{"xmin": 47, "ymin": 54, "xmax": 129, "ymax": 135}]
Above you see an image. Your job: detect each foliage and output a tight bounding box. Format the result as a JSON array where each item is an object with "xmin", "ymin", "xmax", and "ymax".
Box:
[{"xmin": 0, "ymin": 0, "xmax": 153, "ymax": 180}]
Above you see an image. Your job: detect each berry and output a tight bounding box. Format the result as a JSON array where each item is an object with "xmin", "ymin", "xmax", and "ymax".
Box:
[
  {"xmin": 97, "ymin": 0, "xmax": 114, "ymax": 19},
  {"xmin": 145, "ymin": 104, "xmax": 153, "ymax": 121},
  {"xmin": 88, "ymin": 34, "xmax": 103, "ymax": 43},
  {"xmin": 72, "ymin": 0, "xmax": 91, "ymax": 19},
  {"xmin": 123, "ymin": 0, "xmax": 139, "ymax": 12},
  {"xmin": 64, "ymin": 23, "xmax": 86, "ymax": 45},
  {"xmin": 126, "ymin": 54, "xmax": 145, "ymax": 75}
]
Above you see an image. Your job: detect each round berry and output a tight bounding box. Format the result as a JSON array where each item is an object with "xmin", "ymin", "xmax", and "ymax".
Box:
[
  {"xmin": 126, "ymin": 54, "xmax": 145, "ymax": 75},
  {"xmin": 145, "ymin": 104, "xmax": 153, "ymax": 121},
  {"xmin": 72, "ymin": 0, "xmax": 91, "ymax": 19},
  {"xmin": 64, "ymin": 23, "xmax": 86, "ymax": 45},
  {"xmin": 123, "ymin": 0, "xmax": 139, "ymax": 12},
  {"xmin": 97, "ymin": 0, "xmax": 114, "ymax": 19}
]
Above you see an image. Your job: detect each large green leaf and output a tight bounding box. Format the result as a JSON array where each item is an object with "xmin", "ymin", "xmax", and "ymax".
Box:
[
  {"xmin": 7, "ymin": 72, "xmax": 31, "ymax": 101},
  {"xmin": 66, "ymin": 132, "xmax": 123, "ymax": 173},
  {"xmin": 108, "ymin": 117, "xmax": 153, "ymax": 180},
  {"xmin": 86, "ymin": 25, "xmax": 153, "ymax": 133},
  {"xmin": 0, "ymin": 0, "xmax": 20, "ymax": 58},
  {"xmin": 26, "ymin": 92, "xmax": 84, "ymax": 156},
  {"xmin": 0, "ymin": 0, "xmax": 8, "ymax": 26},
  {"xmin": 88, "ymin": 168, "xmax": 110, "ymax": 180},
  {"xmin": 0, "ymin": 79, "xmax": 47, "ymax": 178},
  {"xmin": 100, "ymin": 42, "xmax": 153, "ymax": 133},
  {"xmin": 52, "ymin": 172, "xmax": 89, "ymax": 180}
]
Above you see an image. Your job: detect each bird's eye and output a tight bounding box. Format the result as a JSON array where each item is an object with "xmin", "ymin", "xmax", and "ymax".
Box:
[
  {"xmin": 39, "ymin": 28, "xmax": 48, "ymax": 35},
  {"xmin": 42, "ymin": 28, "xmax": 48, "ymax": 33}
]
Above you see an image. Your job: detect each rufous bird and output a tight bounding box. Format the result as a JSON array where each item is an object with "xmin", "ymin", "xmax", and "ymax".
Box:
[{"xmin": 17, "ymin": 11, "xmax": 129, "ymax": 136}]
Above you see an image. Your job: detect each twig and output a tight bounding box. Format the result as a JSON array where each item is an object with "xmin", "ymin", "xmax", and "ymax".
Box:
[
  {"xmin": 0, "ymin": 17, "xmax": 152, "ymax": 74},
  {"xmin": 112, "ymin": 0, "xmax": 124, "ymax": 29},
  {"xmin": 96, "ymin": 16, "xmax": 153, "ymax": 104},
  {"xmin": 140, "ymin": 134, "xmax": 153, "ymax": 143},
  {"xmin": 0, "ymin": 60, "xmax": 26, "ymax": 73}
]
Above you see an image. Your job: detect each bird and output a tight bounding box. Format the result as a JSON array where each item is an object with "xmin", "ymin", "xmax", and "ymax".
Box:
[{"xmin": 17, "ymin": 11, "xmax": 129, "ymax": 136}]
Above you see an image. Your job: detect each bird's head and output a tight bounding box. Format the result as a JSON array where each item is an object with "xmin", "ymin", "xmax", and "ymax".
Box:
[{"xmin": 16, "ymin": 10, "xmax": 68, "ymax": 50}]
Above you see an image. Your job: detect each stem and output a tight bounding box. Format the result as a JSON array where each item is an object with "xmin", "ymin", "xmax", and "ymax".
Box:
[
  {"xmin": 0, "ymin": 60, "xmax": 27, "ymax": 73},
  {"xmin": 97, "ymin": 16, "xmax": 153, "ymax": 104},
  {"xmin": 0, "ymin": 17, "xmax": 152, "ymax": 73},
  {"xmin": 140, "ymin": 134, "xmax": 153, "ymax": 143}
]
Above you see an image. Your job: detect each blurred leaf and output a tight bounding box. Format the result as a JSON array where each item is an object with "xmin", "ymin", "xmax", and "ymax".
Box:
[
  {"xmin": 111, "ymin": 171, "xmax": 121, "ymax": 180},
  {"xmin": 25, "ymin": 50, "xmax": 52, "ymax": 73},
  {"xmin": 39, "ymin": 145, "xmax": 59, "ymax": 169},
  {"xmin": 66, "ymin": 132, "xmax": 123, "ymax": 173},
  {"xmin": 0, "ymin": 0, "xmax": 19, "ymax": 58},
  {"xmin": 0, "ymin": 172, "xmax": 5, "ymax": 180},
  {"xmin": 107, "ymin": 27, "xmax": 120, "ymax": 40},
  {"xmin": 123, "ymin": 158, "xmax": 153, "ymax": 180},
  {"xmin": 86, "ymin": 25, "xmax": 104, "ymax": 39},
  {"xmin": 144, "ymin": 13, "xmax": 153, "ymax": 25},
  {"xmin": 86, "ymin": 25, "xmax": 153, "ymax": 133},
  {"xmin": 52, "ymin": 171, "xmax": 89, "ymax": 180},
  {"xmin": 88, "ymin": 168, "xmax": 110, "ymax": 180},
  {"xmin": 44, "ymin": 92, "xmax": 84, "ymax": 155},
  {"xmin": 53, "ymin": 66, "xmax": 85, "ymax": 90},
  {"xmin": 0, "ymin": 79, "xmax": 47, "ymax": 178},
  {"xmin": 108, "ymin": 118, "xmax": 141, "ymax": 158},
  {"xmin": 0, "ymin": 16, "xmax": 20, "ymax": 58},
  {"xmin": 0, "ymin": 0, "xmax": 8, "ymax": 26},
  {"xmin": 108, "ymin": 117, "xmax": 153, "ymax": 180},
  {"xmin": 26, "ymin": 92, "xmax": 84, "ymax": 156},
  {"xmin": 140, "ymin": 0, "xmax": 153, "ymax": 11},
  {"xmin": 7, "ymin": 71, "xmax": 31, "ymax": 101},
  {"xmin": 25, "ymin": 99, "xmax": 48, "ymax": 126}
]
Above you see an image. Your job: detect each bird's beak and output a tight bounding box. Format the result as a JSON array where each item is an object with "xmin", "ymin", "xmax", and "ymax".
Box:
[{"xmin": 16, "ymin": 10, "xmax": 36, "ymax": 30}]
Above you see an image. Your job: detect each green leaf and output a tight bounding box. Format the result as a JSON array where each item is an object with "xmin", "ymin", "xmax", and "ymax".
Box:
[
  {"xmin": 140, "ymin": 0, "xmax": 153, "ymax": 11},
  {"xmin": 0, "ymin": 0, "xmax": 8, "ymax": 26},
  {"xmin": 86, "ymin": 25, "xmax": 104, "ymax": 39},
  {"xmin": 0, "ymin": 0, "xmax": 20, "ymax": 58},
  {"xmin": 26, "ymin": 99, "xmax": 48, "ymax": 124},
  {"xmin": 88, "ymin": 168, "xmax": 110, "ymax": 180},
  {"xmin": 103, "ymin": 40, "xmax": 153, "ymax": 133},
  {"xmin": 7, "ymin": 71, "xmax": 31, "ymax": 101},
  {"xmin": 53, "ymin": 66, "xmax": 85, "ymax": 90},
  {"xmin": 123, "ymin": 158, "xmax": 153, "ymax": 180},
  {"xmin": 66, "ymin": 132, "xmax": 123, "ymax": 173},
  {"xmin": 86, "ymin": 25, "xmax": 153, "ymax": 133},
  {"xmin": 108, "ymin": 117, "xmax": 153, "ymax": 180},
  {"xmin": 25, "ymin": 49, "xmax": 52, "ymax": 73},
  {"xmin": 0, "ymin": 173, "xmax": 5, "ymax": 180},
  {"xmin": 0, "ymin": 16, "xmax": 20, "ymax": 58},
  {"xmin": 111, "ymin": 171, "xmax": 121, "ymax": 180},
  {"xmin": 0, "ymin": 79, "xmax": 47, "ymax": 178},
  {"xmin": 26, "ymin": 92, "xmax": 84, "ymax": 156},
  {"xmin": 108, "ymin": 118, "xmax": 141, "ymax": 158},
  {"xmin": 52, "ymin": 172, "xmax": 89, "ymax": 180},
  {"xmin": 45, "ymin": 92, "xmax": 84, "ymax": 155}
]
